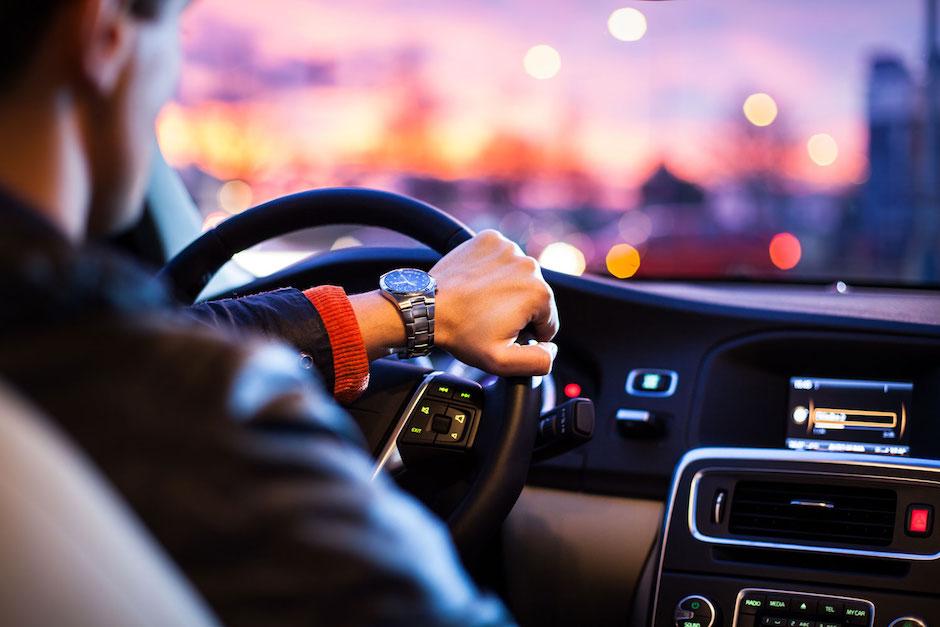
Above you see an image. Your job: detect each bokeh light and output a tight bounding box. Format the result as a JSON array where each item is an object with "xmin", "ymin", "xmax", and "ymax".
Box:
[
  {"xmin": 807, "ymin": 133, "xmax": 839, "ymax": 166},
  {"xmin": 218, "ymin": 179, "xmax": 254, "ymax": 214},
  {"xmin": 618, "ymin": 210, "xmax": 653, "ymax": 245},
  {"xmin": 607, "ymin": 7, "xmax": 648, "ymax": 42},
  {"xmin": 769, "ymin": 232, "xmax": 802, "ymax": 270},
  {"xmin": 742, "ymin": 93, "xmax": 778, "ymax": 127},
  {"xmin": 563, "ymin": 382, "xmax": 582, "ymax": 398},
  {"xmin": 201, "ymin": 210, "xmax": 229, "ymax": 231},
  {"xmin": 606, "ymin": 243, "xmax": 642, "ymax": 278},
  {"xmin": 523, "ymin": 44, "xmax": 562, "ymax": 80},
  {"xmin": 538, "ymin": 241, "xmax": 586, "ymax": 275}
]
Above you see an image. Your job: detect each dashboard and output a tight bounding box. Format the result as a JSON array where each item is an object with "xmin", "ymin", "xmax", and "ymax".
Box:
[{"xmin": 236, "ymin": 246, "xmax": 940, "ymax": 627}]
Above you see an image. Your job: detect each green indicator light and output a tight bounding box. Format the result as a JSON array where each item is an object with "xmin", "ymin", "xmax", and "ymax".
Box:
[
  {"xmin": 459, "ymin": 392, "xmax": 471, "ymax": 399},
  {"xmin": 410, "ymin": 427, "xmax": 422, "ymax": 434},
  {"xmin": 641, "ymin": 374, "xmax": 661, "ymax": 389},
  {"xmin": 437, "ymin": 386, "xmax": 449, "ymax": 393},
  {"xmin": 420, "ymin": 405, "xmax": 430, "ymax": 415},
  {"xmin": 690, "ymin": 601, "xmax": 700, "ymax": 610}
]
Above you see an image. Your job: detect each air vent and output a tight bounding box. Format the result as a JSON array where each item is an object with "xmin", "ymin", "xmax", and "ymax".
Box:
[{"xmin": 728, "ymin": 480, "xmax": 897, "ymax": 547}]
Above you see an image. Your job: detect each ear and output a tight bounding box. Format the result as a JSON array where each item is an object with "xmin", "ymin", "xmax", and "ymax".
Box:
[{"xmin": 76, "ymin": 0, "xmax": 139, "ymax": 94}]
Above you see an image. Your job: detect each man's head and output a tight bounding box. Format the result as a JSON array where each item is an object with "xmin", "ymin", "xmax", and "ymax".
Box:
[{"xmin": 0, "ymin": 0, "xmax": 188, "ymax": 238}]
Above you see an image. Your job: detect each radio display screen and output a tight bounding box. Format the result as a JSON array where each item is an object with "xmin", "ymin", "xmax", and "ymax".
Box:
[{"xmin": 785, "ymin": 376, "xmax": 912, "ymax": 456}]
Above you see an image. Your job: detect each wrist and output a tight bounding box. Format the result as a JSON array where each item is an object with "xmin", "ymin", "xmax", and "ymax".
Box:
[
  {"xmin": 430, "ymin": 281, "xmax": 453, "ymax": 349},
  {"xmin": 349, "ymin": 290, "xmax": 407, "ymax": 361}
]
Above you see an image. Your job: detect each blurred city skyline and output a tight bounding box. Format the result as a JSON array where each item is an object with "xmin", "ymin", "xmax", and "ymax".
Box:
[{"xmin": 158, "ymin": 0, "xmax": 940, "ymax": 283}]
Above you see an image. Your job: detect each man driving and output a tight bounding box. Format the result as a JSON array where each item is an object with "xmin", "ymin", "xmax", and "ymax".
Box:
[{"xmin": 0, "ymin": 0, "xmax": 559, "ymax": 625}]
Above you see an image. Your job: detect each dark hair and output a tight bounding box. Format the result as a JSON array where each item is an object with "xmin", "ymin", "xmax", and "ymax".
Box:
[{"xmin": 0, "ymin": 0, "xmax": 167, "ymax": 90}]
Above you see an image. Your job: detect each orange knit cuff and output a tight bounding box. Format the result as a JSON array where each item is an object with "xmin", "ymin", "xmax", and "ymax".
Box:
[{"xmin": 303, "ymin": 285, "xmax": 370, "ymax": 404}]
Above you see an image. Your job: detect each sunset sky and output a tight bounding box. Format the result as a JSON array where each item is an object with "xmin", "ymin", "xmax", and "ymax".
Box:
[{"xmin": 158, "ymin": 0, "xmax": 924, "ymax": 207}]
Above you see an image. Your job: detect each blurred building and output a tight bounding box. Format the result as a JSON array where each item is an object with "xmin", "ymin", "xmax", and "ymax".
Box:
[
  {"xmin": 863, "ymin": 55, "xmax": 917, "ymax": 270},
  {"xmin": 864, "ymin": 0, "xmax": 940, "ymax": 280}
]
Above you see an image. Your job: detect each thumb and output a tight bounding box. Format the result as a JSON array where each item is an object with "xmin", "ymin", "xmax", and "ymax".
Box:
[{"xmin": 490, "ymin": 341, "xmax": 558, "ymax": 377}]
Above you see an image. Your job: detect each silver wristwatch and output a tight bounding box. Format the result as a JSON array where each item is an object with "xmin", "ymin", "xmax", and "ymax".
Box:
[{"xmin": 379, "ymin": 268, "xmax": 438, "ymax": 359}]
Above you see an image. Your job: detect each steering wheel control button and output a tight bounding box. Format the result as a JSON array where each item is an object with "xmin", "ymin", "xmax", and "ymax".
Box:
[
  {"xmin": 400, "ymin": 401, "xmax": 446, "ymax": 444},
  {"xmin": 401, "ymin": 413, "xmax": 435, "ymax": 444},
  {"xmin": 451, "ymin": 387, "xmax": 479, "ymax": 405},
  {"xmin": 626, "ymin": 368, "xmax": 678, "ymax": 397},
  {"xmin": 675, "ymin": 595, "xmax": 715, "ymax": 627},
  {"xmin": 740, "ymin": 593, "xmax": 766, "ymax": 614},
  {"xmin": 431, "ymin": 415, "xmax": 452, "ymax": 434},
  {"xmin": 435, "ymin": 406, "xmax": 471, "ymax": 447},
  {"xmin": 905, "ymin": 503, "xmax": 933, "ymax": 537},
  {"xmin": 426, "ymin": 382, "xmax": 455, "ymax": 399}
]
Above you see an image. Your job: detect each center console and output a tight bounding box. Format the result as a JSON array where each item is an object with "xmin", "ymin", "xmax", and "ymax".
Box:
[{"xmin": 650, "ymin": 448, "xmax": 940, "ymax": 627}]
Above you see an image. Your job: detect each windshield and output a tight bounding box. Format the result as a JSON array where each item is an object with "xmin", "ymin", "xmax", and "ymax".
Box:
[{"xmin": 160, "ymin": 0, "xmax": 940, "ymax": 286}]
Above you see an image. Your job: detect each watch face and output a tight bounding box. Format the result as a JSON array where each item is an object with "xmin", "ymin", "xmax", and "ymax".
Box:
[{"xmin": 381, "ymin": 268, "xmax": 433, "ymax": 294}]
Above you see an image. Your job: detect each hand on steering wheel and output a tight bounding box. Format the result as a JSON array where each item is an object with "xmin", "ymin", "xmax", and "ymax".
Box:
[{"xmin": 431, "ymin": 230, "xmax": 559, "ymax": 376}]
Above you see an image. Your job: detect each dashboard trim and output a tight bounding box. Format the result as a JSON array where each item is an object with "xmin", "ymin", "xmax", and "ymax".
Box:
[{"xmin": 371, "ymin": 371, "xmax": 443, "ymax": 479}]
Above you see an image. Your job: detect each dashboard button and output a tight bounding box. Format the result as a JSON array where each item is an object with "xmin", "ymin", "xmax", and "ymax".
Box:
[
  {"xmin": 818, "ymin": 601, "xmax": 843, "ymax": 619},
  {"xmin": 793, "ymin": 598, "xmax": 817, "ymax": 615},
  {"xmin": 888, "ymin": 619, "xmax": 927, "ymax": 627},
  {"xmin": 765, "ymin": 595, "xmax": 789, "ymax": 613},
  {"xmin": 626, "ymin": 368, "xmax": 678, "ymax": 397},
  {"xmin": 906, "ymin": 504, "xmax": 933, "ymax": 537},
  {"xmin": 675, "ymin": 595, "xmax": 715, "ymax": 627},
  {"xmin": 844, "ymin": 602, "xmax": 871, "ymax": 625},
  {"xmin": 788, "ymin": 620, "xmax": 814, "ymax": 627},
  {"xmin": 759, "ymin": 617, "xmax": 786, "ymax": 626},
  {"xmin": 740, "ymin": 593, "xmax": 766, "ymax": 614}
]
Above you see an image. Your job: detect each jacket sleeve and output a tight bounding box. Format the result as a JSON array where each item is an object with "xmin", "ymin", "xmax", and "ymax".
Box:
[{"xmin": 185, "ymin": 288, "xmax": 337, "ymax": 393}]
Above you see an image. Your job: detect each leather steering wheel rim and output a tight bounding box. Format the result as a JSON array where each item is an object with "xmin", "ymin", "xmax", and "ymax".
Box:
[{"xmin": 158, "ymin": 187, "xmax": 539, "ymax": 558}]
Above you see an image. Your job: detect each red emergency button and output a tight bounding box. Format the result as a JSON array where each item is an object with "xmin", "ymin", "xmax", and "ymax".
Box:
[{"xmin": 905, "ymin": 504, "xmax": 933, "ymax": 537}]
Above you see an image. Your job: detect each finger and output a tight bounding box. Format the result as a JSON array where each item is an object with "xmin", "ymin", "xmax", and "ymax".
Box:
[
  {"xmin": 490, "ymin": 341, "xmax": 558, "ymax": 376},
  {"xmin": 530, "ymin": 285, "xmax": 560, "ymax": 342}
]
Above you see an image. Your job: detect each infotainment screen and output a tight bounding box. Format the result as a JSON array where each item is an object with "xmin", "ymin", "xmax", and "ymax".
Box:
[{"xmin": 785, "ymin": 376, "xmax": 912, "ymax": 456}]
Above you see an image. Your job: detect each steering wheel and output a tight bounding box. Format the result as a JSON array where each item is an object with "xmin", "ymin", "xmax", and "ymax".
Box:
[{"xmin": 158, "ymin": 188, "xmax": 541, "ymax": 560}]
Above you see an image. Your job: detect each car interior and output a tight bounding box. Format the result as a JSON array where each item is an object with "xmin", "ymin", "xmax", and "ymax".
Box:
[{"xmin": 5, "ymin": 1, "xmax": 940, "ymax": 626}]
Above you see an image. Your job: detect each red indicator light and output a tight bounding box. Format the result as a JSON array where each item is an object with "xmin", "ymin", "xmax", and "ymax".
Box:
[
  {"xmin": 907, "ymin": 507, "xmax": 930, "ymax": 533},
  {"xmin": 563, "ymin": 383, "xmax": 582, "ymax": 398},
  {"xmin": 906, "ymin": 504, "xmax": 933, "ymax": 536}
]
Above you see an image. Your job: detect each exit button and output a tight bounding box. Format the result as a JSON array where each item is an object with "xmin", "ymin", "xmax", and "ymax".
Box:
[{"xmin": 906, "ymin": 504, "xmax": 933, "ymax": 537}]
